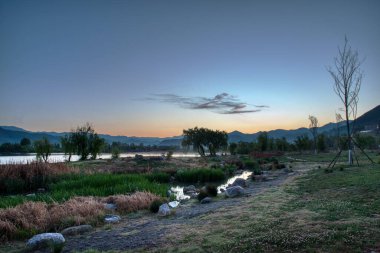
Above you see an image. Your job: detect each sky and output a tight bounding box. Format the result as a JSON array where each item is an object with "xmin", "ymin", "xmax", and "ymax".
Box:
[{"xmin": 1, "ymin": 0, "xmax": 379, "ymax": 137}]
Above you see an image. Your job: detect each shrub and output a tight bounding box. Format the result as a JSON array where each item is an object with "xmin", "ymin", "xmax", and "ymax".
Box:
[
  {"xmin": 205, "ymin": 184, "xmax": 218, "ymax": 197},
  {"xmin": 111, "ymin": 147, "xmax": 120, "ymax": 159},
  {"xmin": 324, "ymin": 168, "xmax": 333, "ymax": 173},
  {"xmin": 244, "ymin": 160, "xmax": 259, "ymax": 171},
  {"xmin": 197, "ymin": 190, "xmax": 209, "ymax": 201},
  {"xmin": 165, "ymin": 151, "xmax": 174, "ymax": 161},
  {"xmin": 149, "ymin": 199, "xmax": 164, "ymax": 213},
  {"xmin": 253, "ymin": 168, "xmax": 262, "ymax": 175},
  {"xmin": 176, "ymin": 168, "xmax": 225, "ymax": 183}
]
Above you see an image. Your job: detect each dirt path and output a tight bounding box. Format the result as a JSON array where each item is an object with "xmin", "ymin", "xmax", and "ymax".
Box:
[{"xmin": 61, "ymin": 169, "xmax": 303, "ymax": 252}]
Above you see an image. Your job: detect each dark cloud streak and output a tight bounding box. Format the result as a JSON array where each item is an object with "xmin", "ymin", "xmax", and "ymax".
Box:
[{"xmin": 147, "ymin": 93, "xmax": 269, "ymax": 114}]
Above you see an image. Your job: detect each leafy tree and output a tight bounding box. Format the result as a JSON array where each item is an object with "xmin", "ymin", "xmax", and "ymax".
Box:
[
  {"xmin": 182, "ymin": 127, "xmax": 228, "ymax": 156},
  {"xmin": 20, "ymin": 138, "xmax": 31, "ymax": 146},
  {"xmin": 257, "ymin": 132, "xmax": 268, "ymax": 152},
  {"xmin": 317, "ymin": 134, "xmax": 327, "ymax": 152},
  {"xmin": 71, "ymin": 123, "xmax": 105, "ymax": 160},
  {"xmin": 88, "ymin": 133, "xmax": 105, "ymax": 159},
  {"xmin": 34, "ymin": 137, "xmax": 52, "ymax": 163},
  {"xmin": 275, "ymin": 137, "xmax": 289, "ymax": 151},
  {"xmin": 229, "ymin": 142, "xmax": 237, "ymax": 155},
  {"xmin": 295, "ymin": 135, "xmax": 311, "ymax": 153},
  {"xmin": 61, "ymin": 134, "xmax": 75, "ymax": 162}
]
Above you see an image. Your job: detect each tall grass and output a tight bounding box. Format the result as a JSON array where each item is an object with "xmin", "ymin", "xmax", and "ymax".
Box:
[
  {"xmin": 176, "ymin": 168, "xmax": 225, "ymax": 183},
  {"xmin": 0, "ymin": 162, "xmax": 74, "ymax": 194},
  {"xmin": 0, "ymin": 173, "xmax": 169, "ymax": 208},
  {"xmin": 0, "ymin": 191, "xmax": 162, "ymax": 242},
  {"xmin": 49, "ymin": 173, "xmax": 168, "ymax": 200}
]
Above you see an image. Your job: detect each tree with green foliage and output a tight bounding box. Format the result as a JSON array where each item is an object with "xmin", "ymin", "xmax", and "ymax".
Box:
[
  {"xmin": 71, "ymin": 123, "xmax": 105, "ymax": 160},
  {"xmin": 295, "ymin": 135, "xmax": 311, "ymax": 153},
  {"xmin": 182, "ymin": 127, "xmax": 228, "ymax": 156},
  {"xmin": 317, "ymin": 134, "xmax": 327, "ymax": 152},
  {"xmin": 229, "ymin": 142, "xmax": 237, "ymax": 155},
  {"xmin": 34, "ymin": 137, "xmax": 52, "ymax": 163},
  {"xmin": 61, "ymin": 134, "xmax": 75, "ymax": 162},
  {"xmin": 257, "ymin": 132, "xmax": 268, "ymax": 151},
  {"xmin": 20, "ymin": 138, "xmax": 31, "ymax": 146}
]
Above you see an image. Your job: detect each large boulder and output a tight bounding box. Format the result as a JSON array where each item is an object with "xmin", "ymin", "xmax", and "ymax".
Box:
[
  {"xmin": 61, "ymin": 225, "xmax": 93, "ymax": 236},
  {"xmin": 183, "ymin": 185, "xmax": 197, "ymax": 194},
  {"xmin": 225, "ymin": 186, "xmax": 245, "ymax": 198},
  {"xmin": 158, "ymin": 203, "xmax": 171, "ymax": 216},
  {"xmin": 231, "ymin": 178, "xmax": 247, "ymax": 188},
  {"xmin": 27, "ymin": 233, "xmax": 65, "ymax": 251}
]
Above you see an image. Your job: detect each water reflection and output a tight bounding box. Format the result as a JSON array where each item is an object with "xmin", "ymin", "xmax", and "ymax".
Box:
[
  {"xmin": 171, "ymin": 171, "xmax": 253, "ymax": 200},
  {"xmin": 0, "ymin": 152, "xmax": 199, "ymax": 165}
]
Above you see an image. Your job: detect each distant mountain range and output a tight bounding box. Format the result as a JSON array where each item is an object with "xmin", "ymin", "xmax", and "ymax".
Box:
[{"xmin": 1, "ymin": 105, "xmax": 379, "ymax": 146}]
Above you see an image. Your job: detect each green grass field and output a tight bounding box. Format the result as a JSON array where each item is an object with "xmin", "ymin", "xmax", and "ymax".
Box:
[{"xmin": 155, "ymin": 164, "xmax": 380, "ymax": 253}]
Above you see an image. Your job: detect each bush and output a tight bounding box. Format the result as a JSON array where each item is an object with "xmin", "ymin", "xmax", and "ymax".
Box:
[
  {"xmin": 149, "ymin": 199, "xmax": 164, "ymax": 213},
  {"xmin": 197, "ymin": 190, "xmax": 209, "ymax": 201},
  {"xmin": 165, "ymin": 151, "xmax": 173, "ymax": 161},
  {"xmin": 244, "ymin": 160, "xmax": 260, "ymax": 171},
  {"xmin": 253, "ymin": 168, "xmax": 262, "ymax": 175},
  {"xmin": 176, "ymin": 168, "xmax": 225, "ymax": 183},
  {"xmin": 205, "ymin": 184, "xmax": 218, "ymax": 197},
  {"xmin": 111, "ymin": 147, "xmax": 120, "ymax": 159},
  {"xmin": 324, "ymin": 168, "xmax": 333, "ymax": 173}
]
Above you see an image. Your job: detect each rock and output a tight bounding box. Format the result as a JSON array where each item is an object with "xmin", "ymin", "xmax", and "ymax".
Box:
[
  {"xmin": 183, "ymin": 185, "xmax": 196, "ymax": 194},
  {"xmin": 168, "ymin": 201, "xmax": 179, "ymax": 208},
  {"xmin": 105, "ymin": 203, "xmax": 117, "ymax": 210},
  {"xmin": 200, "ymin": 197, "xmax": 212, "ymax": 204},
  {"xmin": 231, "ymin": 178, "xmax": 247, "ymax": 188},
  {"xmin": 220, "ymin": 188, "xmax": 225, "ymax": 193},
  {"xmin": 166, "ymin": 190, "xmax": 172, "ymax": 197},
  {"xmin": 26, "ymin": 193, "xmax": 36, "ymax": 197},
  {"xmin": 27, "ymin": 233, "xmax": 65, "ymax": 250},
  {"xmin": 158, "ymin": 203, "xmax": 171, "ymax": 216},
  {"xmin": 104, "ymin": 214, "xmax": 121, "ymax": 223},
  {"xmin": 61, "ymin": 225, "xmax": 93, "ymax": 236},
  {"xmin": 225, "ymin": 186, "xmax": 245, "ymax": 198}
]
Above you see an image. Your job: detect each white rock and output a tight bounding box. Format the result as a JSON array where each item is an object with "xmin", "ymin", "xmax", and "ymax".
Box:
[
  {"xmin": 27, "ymin": 233, "xmax": 65, "ymax": 250},
  {"xmin": 158, "ymin": 203, "xmax": 171, "ymax": 216},
  {"xmin": 104, "ymin": 214, "xmax": 121, "ymax": 223},
  {"xmin": 168, "ymin": 201, "xmax": 180, "ymax": 208}
]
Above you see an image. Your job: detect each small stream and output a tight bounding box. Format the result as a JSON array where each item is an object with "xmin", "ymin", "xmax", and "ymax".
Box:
[{"xmin": 170, "ymin": 171, "xmax": 253, "ymax": 201}]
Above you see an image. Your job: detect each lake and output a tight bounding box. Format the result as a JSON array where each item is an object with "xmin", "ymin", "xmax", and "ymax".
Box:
[{"xmin": 0, "ymin": 152, "xmax": 199, "ymax": 164}]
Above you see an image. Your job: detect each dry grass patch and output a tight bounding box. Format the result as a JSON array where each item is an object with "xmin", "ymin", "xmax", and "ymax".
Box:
[
  {"xmin": 104, "ymin": 192, "xmax": 162, "ymax": 213},
  {"xmin": 0, "ymin": 162, "xmax": 76, "ymax": 194},
  {"xmin": 0, "ymin": 192, "xmax": 161, "ymax": 242}
]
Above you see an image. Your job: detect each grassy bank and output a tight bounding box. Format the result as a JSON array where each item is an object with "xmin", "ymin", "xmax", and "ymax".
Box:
[
  {"xmin": 156, "ymin": 164, "xmax": 380, "ymax": 253},
  {"xmin": 0, "ymin": 173, "xmax": 169, "ymax": 208}
]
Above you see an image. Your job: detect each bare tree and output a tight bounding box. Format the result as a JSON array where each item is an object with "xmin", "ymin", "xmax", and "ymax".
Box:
[
  {"xmin": 328, "ymin": 37, "xmax": 362, "ymax": 165},
  {"xmin": 335, "ymin": 112, "xmax": 343, "ymax": 150},
  {"xmin": 308, "ymin": 115, "xmax": 318, "ymax": 154}
]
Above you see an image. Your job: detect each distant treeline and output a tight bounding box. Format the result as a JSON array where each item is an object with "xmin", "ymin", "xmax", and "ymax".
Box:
[
  {"xmin": 0, "ymin": 138, "xmax": 177, "ymax": 154},
  {"xmin": 229, "ymin": 132, "xmax": 379, "ymax": 155}
]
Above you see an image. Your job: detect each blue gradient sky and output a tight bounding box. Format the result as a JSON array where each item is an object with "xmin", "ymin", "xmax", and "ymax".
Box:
[{"xmin": 1, "ymin": 0, "xmax": 379, "ymax": 137}]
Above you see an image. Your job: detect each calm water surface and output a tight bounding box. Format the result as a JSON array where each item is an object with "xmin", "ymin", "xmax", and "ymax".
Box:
[{"xmin": 0, "ymin": 152, "xmax": 199, "ymax": 165}]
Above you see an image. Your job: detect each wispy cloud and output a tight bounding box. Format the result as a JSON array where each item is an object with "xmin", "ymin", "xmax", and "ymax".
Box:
[{"xmin": 145, "ymin": 93, "xmax": 269, "ymax": 114}]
